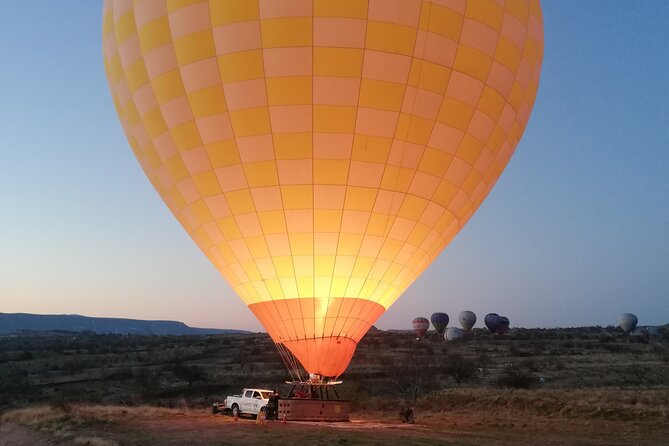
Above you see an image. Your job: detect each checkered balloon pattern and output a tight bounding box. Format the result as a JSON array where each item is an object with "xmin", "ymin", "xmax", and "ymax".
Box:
[{"xmin": 103, "ymin": 0, "xmax": 543, "ymax": 377}]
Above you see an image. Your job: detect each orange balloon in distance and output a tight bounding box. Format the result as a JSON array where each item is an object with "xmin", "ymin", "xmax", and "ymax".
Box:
[{"xmin": 103, "ymin": 0, "xmax": 543, "ymax": 378}]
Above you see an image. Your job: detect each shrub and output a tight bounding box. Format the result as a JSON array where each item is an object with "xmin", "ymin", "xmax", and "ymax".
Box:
[
  {"xmin": 389, "ymin": 351, "xmax": 438, "ymax": 401},
  {"xmin": 18, "ymin": 351, "xmax": 34, "ymax": 361},
  {"xmin": 496, "ymin": 363, "xmax": 536, "ymax": 389},
  {"xmin": 443, "ymin": 354, "xmax": 477, "ymax": 385},
  {"xmin": 477, "ymin": 352, "xmax": 491, "ymax": 370}
]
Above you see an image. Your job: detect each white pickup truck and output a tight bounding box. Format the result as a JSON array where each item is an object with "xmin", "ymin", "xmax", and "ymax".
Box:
[{"xmin": 212, "ymin": 388, "xmax": 272, "ymax": 418}]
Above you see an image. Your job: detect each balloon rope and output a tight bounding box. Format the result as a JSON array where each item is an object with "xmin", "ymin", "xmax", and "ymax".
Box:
[
  {"xmin": 275, "ymin": 342, "xmax": 297, "ymax": 381},
  {"xmin": 275, "ymin": 342, "xmax": 305, "ymax": 382},
  {"xmin": 286, "ymin": 346, "xmax": 305, "ymax": 382},
  {"xmin": 275, "ymin": 342, "xmax": 298, "ymax": 381}
]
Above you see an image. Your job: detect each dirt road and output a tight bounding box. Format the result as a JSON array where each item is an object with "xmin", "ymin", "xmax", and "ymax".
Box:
[
  {"xmin": 0, "ymin": 424, "xmax": 58, "ymax": 446},
  {"xmin": 2, "ymin": 405, "xmax": 666, "ymax": 446}
]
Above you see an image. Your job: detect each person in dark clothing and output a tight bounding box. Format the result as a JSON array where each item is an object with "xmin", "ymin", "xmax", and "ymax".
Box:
[
  {"xmin": 399, "ymin": 404, "xmax": 415, "ymax": 423},
  {"xmin": 266, "ymin": 390, "xmax": 279, "ymax": 421}
]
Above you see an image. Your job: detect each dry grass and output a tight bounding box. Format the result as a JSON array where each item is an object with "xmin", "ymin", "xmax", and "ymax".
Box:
[
  {"xmin": 349, "ymin": 387, "xmax": 669, "ymax": 424},
  {"xmin": 0, "ymin": 404, "xmax": 197, "ymax": 445},
  {"xmin": 0, "ymin": 405, "xmax": 69, "ymax": 427},
  {"xmin": 0, "ymin": 404, "xmax": 193, "ymax": 426},
  {"xmin": 417, "ymin": 388, "xmax": 669, "ymax": 420},
  {"xmin": 73, "ymin": 436, "xmax": 120, "ymax": 446}
]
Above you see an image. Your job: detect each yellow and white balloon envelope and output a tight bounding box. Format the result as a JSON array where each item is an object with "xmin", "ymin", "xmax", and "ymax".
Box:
[{"xmin": 103, "ymin": 0, "xmax": 543, "ymax": 378}]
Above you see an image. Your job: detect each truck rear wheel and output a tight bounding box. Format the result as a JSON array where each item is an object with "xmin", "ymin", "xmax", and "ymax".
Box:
[{"xmin": 231, "ymin": 404, "xmax": 240, "ymax": 418}]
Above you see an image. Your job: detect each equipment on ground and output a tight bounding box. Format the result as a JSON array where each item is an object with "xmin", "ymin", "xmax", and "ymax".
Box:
[
  {"xmin": 214, "ymin": 384, "xmax": 350, "ymax": 421},
  {"xmin": 281, "ymin": 381, "xmax": 350, "ymax": 421}
]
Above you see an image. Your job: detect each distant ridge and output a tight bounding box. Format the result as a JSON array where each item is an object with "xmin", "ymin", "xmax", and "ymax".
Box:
[{"xmin": 0, "ymin": 313, "xmax": 250, "ymax": 336}]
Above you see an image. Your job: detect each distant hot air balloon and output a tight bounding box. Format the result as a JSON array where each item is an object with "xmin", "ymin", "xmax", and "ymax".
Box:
[
  {"xmin": 484, "ymin": 313, "xmax": 501, "ymax": 334},
  {"xmin": 445, "ymin": 327, "xmax": 464, "ymax": 341},
  {"xmin": 413, "ymin": 317, "xmax": 430, "ymax": 339},
  {"xmin": 431, "ymin": 312, "xmax": 450, "ymax": 335},
  {"xmin": 497, "ymin": 316, "xmax": 510, "ymax": 335},
  {"xmin": 103, "ymin": 0, "xmax": 544, "ymax": 380},
  {"xmin": 619, "ymin": 313, "xmax": 638, "ymax": 334},
  {"xmin": 458, "ymin": 311, "xmax": 477, "ymax": 331}
]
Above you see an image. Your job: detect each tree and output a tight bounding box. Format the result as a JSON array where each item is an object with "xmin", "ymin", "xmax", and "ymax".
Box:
[
  {"xmin": 477, "ymin": 352, "xmax": 491, "ymax": 371},
  {"xmin": 443, "ymin": 354, "xmax": 477, "ymax": 385},
  {"xmin": 389, "ymin": 350, "xmax": 433, "ymax": 402},
  {"xmin": 134, "ymin": 368, "xmax": 159, "ymax": 394},
  {"xmin": 496, "ymin": 362, "xmax": 535, "ymax": 389},
  {"xmin": 233, "ymin": 349, "xmax": 247, "ymax": 373},
  {"xmin": 173, "ymin": 363, "xmax": 206, "ymax": 389}
]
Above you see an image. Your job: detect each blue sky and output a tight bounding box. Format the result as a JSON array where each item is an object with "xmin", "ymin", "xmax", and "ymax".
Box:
[{"xmin": 1, "ymin": 1, "xmax": 667, "ymax": 331}]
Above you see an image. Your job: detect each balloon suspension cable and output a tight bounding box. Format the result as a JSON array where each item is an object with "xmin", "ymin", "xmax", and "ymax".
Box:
[{"xmin": 275, "ymin": 342, "xmax": 306, "ymax": 383}]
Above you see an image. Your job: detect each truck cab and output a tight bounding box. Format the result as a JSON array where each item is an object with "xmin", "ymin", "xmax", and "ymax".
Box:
[
  {"xmin": 239, "ymin": 388, "xmax": 270, "ymax": 415},
  {"xmin": 216, "ymin": 388, "xmax": 272, "ymax": 418}
]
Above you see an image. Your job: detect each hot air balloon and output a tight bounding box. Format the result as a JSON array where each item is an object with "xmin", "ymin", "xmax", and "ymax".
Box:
[
  {"xmin": 484, "ymin": 313, "xmax": 500, "ymax": 334},
  {"xmin": 412, "ymin": 317, "xmax": 430, "ymax": 339},
  {"xmin": 619, "ymin": 313, "xmax": 638, "ymax": 334},
  {"xmin": 445, "ymin": 327, "xmax": 463, "ymax": 341},
  {"xmin": 458, "ymin": 310, "xmax": 477, "ymax": 331},
  {"xmin": 430, "ymin": 312, "xmax": 449, "ymax": 335},
  {"xmin": 103, "ymin": 0, "xmax": 544, "ymax": 380},
  {"xmin": 497, "ymin": 316, "xmax": 510, "ymax": 335}
]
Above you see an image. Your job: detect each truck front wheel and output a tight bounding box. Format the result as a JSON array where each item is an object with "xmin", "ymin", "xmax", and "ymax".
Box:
[{"xmin": 231, "ymin": 404, "xmax": 240, "ymax": 418}]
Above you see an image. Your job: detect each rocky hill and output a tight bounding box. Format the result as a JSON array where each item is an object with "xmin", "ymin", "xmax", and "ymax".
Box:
[{"xmin": 0, "ymin": 313, "xmax": 248, "ymax": 336}]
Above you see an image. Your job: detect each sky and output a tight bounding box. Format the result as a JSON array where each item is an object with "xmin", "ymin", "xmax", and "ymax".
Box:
[{"xmin": 1, "ymin": 1, "xmax": 667, "ymax": 331}]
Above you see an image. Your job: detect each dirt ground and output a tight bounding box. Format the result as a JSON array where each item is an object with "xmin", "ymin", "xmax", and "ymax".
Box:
[
  {"xmin": 0, "ymin": 424, "xmax": 57, "ymax": 446},
  {"xmin": 1, "ymin": 405, "xmax": 667, "ymax": 446}
]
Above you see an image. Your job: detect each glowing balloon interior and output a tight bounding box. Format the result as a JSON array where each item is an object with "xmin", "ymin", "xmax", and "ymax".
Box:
[{"xmin": 103, "ymin": 0, "xmax": 544, "ymax": 378}]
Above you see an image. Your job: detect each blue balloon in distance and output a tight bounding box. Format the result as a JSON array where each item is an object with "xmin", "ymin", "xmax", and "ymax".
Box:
[{"xmin": 431, "ymin": 312, "xmax": 450, "ymax": 335}]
